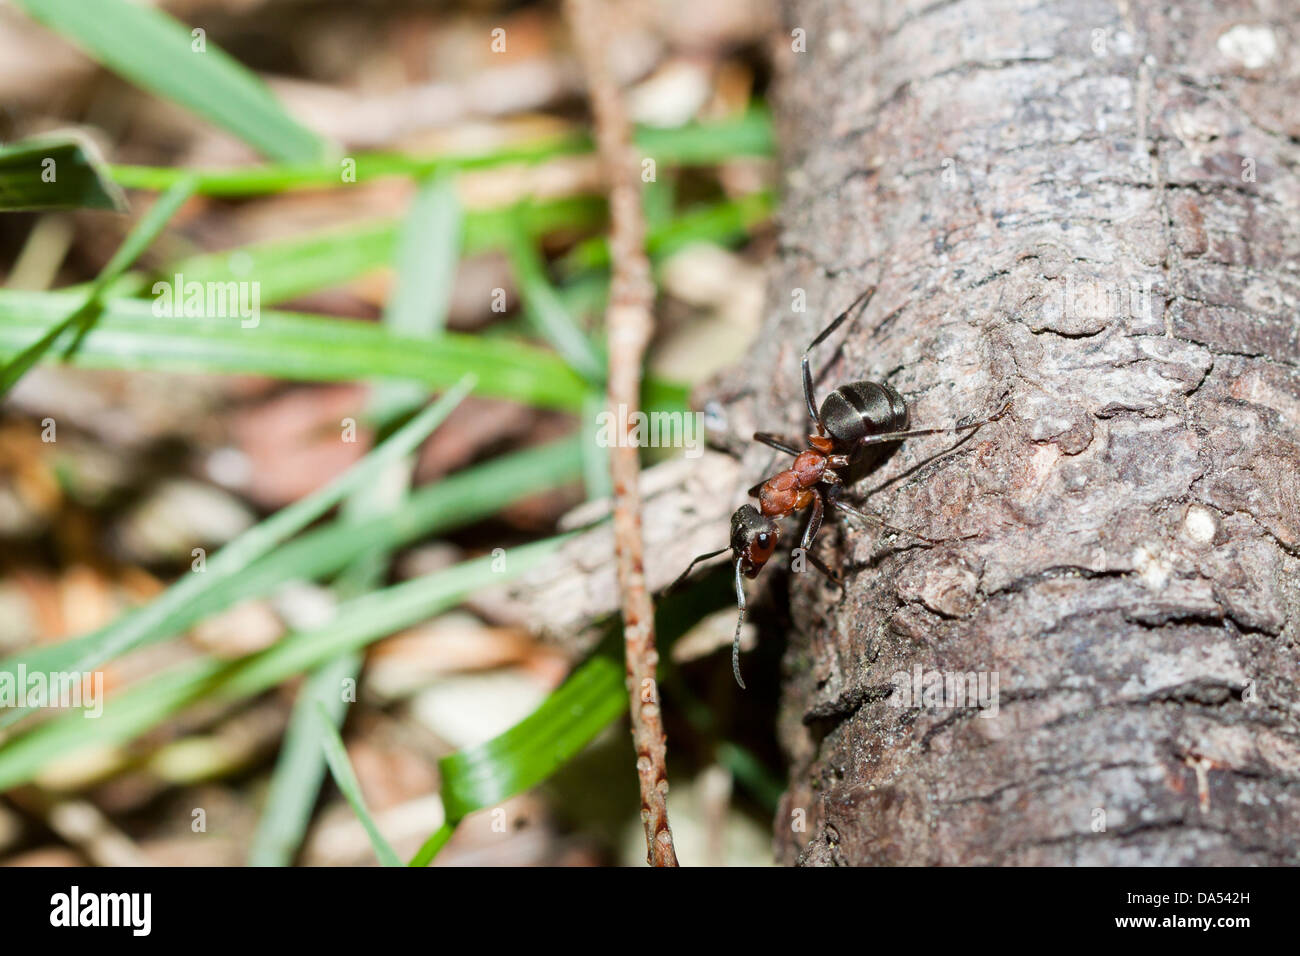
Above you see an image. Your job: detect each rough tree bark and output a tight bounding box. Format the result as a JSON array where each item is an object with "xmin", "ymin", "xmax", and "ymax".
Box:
[{"xmin": 753, "ymin": 0, "xmax": 1300, "ymax": 864}]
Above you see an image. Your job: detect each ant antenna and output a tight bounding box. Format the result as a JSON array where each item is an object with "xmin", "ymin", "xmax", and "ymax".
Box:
[
  {"xmin": 732, "ymin": 556, "xmax": 747, "ymax": 689},
  {"xmin": 668, "ymin": 547, "xmax": 727, "ymax": 593}
]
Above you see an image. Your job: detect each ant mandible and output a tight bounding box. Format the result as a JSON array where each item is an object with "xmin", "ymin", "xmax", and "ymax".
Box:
[{"xmin": 671, "ymin": 286, "xmax": 1009, "ymax": 688}]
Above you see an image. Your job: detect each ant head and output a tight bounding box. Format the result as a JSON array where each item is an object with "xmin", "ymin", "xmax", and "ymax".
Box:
[{"xmin": 730, "ymin": 504, "xmax": 778, "ymax": 578}]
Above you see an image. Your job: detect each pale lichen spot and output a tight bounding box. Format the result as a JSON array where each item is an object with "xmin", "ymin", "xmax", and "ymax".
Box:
[
  {"xmin": 1132, "ymin": 544, "xmax": 1171, "ymax": 590},
  {"xmin": 1183, "ymin": 505, "xmax": 1217, "ymax": 545},
  {"xmin": 1217, "ymin": 24, "xmax": 1279, "ymax": 69}
]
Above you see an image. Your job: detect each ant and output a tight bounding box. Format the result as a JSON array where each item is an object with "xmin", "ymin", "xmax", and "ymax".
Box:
[{"xmin": 671, "ymin": 286, "xmax": 1009, "ymax": 688}]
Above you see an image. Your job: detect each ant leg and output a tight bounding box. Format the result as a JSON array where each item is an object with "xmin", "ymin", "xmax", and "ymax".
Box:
[
  {"xmin": 753, "ymin": 432, "xmax": 802, "ymax": 456},
  {"xmin": 667, "ymin": 547, "xmax": 727, "ymax": 593},
  {"xmin": 799, "ymin": 491, "xmax": 825, "ymax": 550},
  {"xmin": 797, "ymin": 492, "xmax": 843, "ymax": 587},
  {"xmin": 807, "ymin": 552, "xmax": 842, "ymax": 586},
  {"xmin": 832, "ymin": 497, "xmax": 940, "ymax": 545},
  {"xmin": 731, "ymin": 556, "xmax": 748, "ymax": 690},
  {"xmin": 802, "ymin": 286, "xmax": 877, "ymax": 425},
  {"xmin": 851, "ymin": 398, "xmax": 1011, "ymax": 450}
]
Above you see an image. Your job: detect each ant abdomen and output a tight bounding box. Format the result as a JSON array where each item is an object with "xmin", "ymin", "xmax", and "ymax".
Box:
[{"xmin": 819, "ymin": 380, "xmax": 909, "ymax": 448}]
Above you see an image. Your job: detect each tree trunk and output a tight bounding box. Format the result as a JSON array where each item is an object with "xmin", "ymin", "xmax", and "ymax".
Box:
[{"xmin": 762, "ymin": 0, "xmax": 1300, "ymax": 865}]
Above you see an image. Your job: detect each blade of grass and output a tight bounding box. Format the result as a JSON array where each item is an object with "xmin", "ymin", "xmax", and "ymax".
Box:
[
  {"xmin": 0, "ymin": 290, "xmax": 689, "ymax": 414},
  {"xmin": 437, "ymin": 652, "xmax": 626, "ymax": 822},
  {"xmin": 92, "ymin": 178, "xmax": 200, "ymax": 287},
  {"xmin": 245, "ymin": 490, "xmax": 386, "ymax": 868},
  {"xmin": 580, "ymin": 389, "xmax": 612, "ymax": 501},
  {"xmin": 366, "ymin": 172, "xmax": 462, "ymax": 423},
  {"xmin": 4, "ymin": 436, "xmax": 584, "ymax": 680},
  {"xmin": 501, "ymin": 208, "xmax": 609, "ymax": 500},
  {"xmin": 642, "ymin": 173, "xmax": 677, "ymax": 229},
  {"xmin": 249, "ymin": 173, "xmax": 463, "ymax": 866},
  {"xmin": 384, "ymin": 175, "xmax": 462, "ymax": 339},
  {"xmin": 147, "ymin": 190, "xmax": 766, "ymax": 318},
  {"xmin": 109, "ymin": 135, "xmax": 586, "ymax": 196},
  {"xmin": 247, "ymin": 651, "xmax": 359, "ymax": 867},
  {"xmin": 0, "ymin": 136, "xmax": 125, "ymax": 212},
  {"xmin": 0, "ymin": 537, "xmax": 564, "ymax": 791},
  {"xmin": 0, "ymin": 376, "xmax": 475, "ymax": 727},
  {"xmin": 407, "ymin": 823, "xmax": 454, "ymax": 866},
  {"xmin": 559, "ymin": 189, "xmax": 774, "ymax": 274},
  {"xmin": 409, "ymin": 650, "xmax": 627, "ymax": 866},
  {"xmin": 0, "ymin": 290, "xmax": 589, "ymax": 411},
  {"xmin": 314, "ymin": 702, "xmax": 403, "ymax": 866},
  {"xmin": 406, "ymin": 554, "xmax": 735, "ymax": 865},
  {"xmin": 0, "ymin": 176, "xmax": 196, "ymax": 397},
  {"xmin": 103, "ymin": 109, "xmax": 772, "ymax": 196},
  {"xmin": 504, "ymin": 212, "xmax": 606, "ymax": 384},
  {"xmin": 12, "ymin": 0, "xmax": 325, "ymax": 163},
  {"xmin": 634, "ymin": 106, "xmax": 773, "ymax": 165},
  {"xmin": 152, "ymin": 196, "xmax": 602, "ymax": 309},
  {"xmin": 140, "ymin": 188, "xmax": 766, "ymax": 312}
]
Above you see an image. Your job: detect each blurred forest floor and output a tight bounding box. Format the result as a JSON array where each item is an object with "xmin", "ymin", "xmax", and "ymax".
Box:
[{"xmin": 0, "ymin": 0, "xmax": 783, "ymax": 866}]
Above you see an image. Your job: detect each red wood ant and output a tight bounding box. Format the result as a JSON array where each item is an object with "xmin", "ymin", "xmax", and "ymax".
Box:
[{"xmin": 671, "ymin": 286, "xmax": 1009, "ymax": 688}]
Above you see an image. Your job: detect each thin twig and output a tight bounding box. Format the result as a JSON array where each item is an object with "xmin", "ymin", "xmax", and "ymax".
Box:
[{"xmin": 563, "ymin": 0, "xmax": 679, "ymax": 866}]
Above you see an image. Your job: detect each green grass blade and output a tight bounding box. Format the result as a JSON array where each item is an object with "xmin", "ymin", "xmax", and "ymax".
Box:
[
  {"xmin": 3, "ymin": 437, "xmax": 584, "ymax": 680},
  {"xmin": 642, "ymin": 174, "xmax": 677, "ymax": 229},
  {"xmin": 146, "ymin": 189, "xmax": 766, "ymax": 320},
  {"xmin": 367, "ymin": 173, "xmax": 462, "ymax": 423},
  {"xmin": 407, "ymin": 563, "xmax": 739, "ymax": 865},
  {"xmin": 136, "ymin": 190, "xmax": 760, "ymax": 314},
  {"xmin": 108, "ymin": 136, "xmax": 587, "ymax": 196},
  {"xmin": 0, "ymin": 291, "xmax": 592, "ymax": 411},
  {"xmin": 101, "ymin": 110, "xmax": 772, "ymax": 197},
  {"xmin": 0, "ymin": 376, "xmax": 475, "ymax": 726},
  {"xmin": 314, "ymin": 702, "xmax": 403, "ymax": 867},
  {"xmin": 154, "ymin": 196, "xmax": 601, "ymax": 309},
  {"xmin": 0, "ymin": 537, "xmax": 563, "ymax": 790},
  {"xmin": 0, "ymin": 290, "xmax": 689, "ymax": 413},
  {"xmin": 559, "ymin": 189, "xmax": 774, "ymax": 274},
  {"xmin": 580, "ymin": 389, "xmax": 612, "ymax": 501},
  {"xmin": 407, "ymin": 651, "xmax": 626, "ymax": 865},
  {"xmin": 0, "ymin": 136, "xmax": 125, "ymax": 212},
  {"xmin": 249, "ymin": 175, "xmax": 463, "ymax": 866},
  {"xmin": 93, "ymin": 177, "xmax": 198, "ymax": 287},
  {"xmin": 407, "ymin": 822, "xmax": 454, "ymax": 867},
  {"xmin": 505, "ymin": 216, "xmax": 605, "ymax": 384},
  {"xmin": 0, "ymin": 176, "xmax": 196, "ymax": 397},
  {"xmin": 635, "ymin": 107, "xmax": 773, "ymax": 164},
  {"xmin": 501, "ymin": 208, "xmax": 609, "ymax": 501},
  {"xmin": 385, "ymin": 175, "xmax": 462, "ymax": 338},
  {"xmin": 199, "ymin": 437, "xmax": 582, "ymax": 621},
  {"xmin": 13, "ymin": 0, "xmax": 325, "ymax": 163},
  {"xmin": 715, "ymin": 742, "xmax": 785, "ymax": 814},
  {"xmin": 247, "ymin": 651, "xmax": 359, "ymax": 866},
  {"xmin": 438, "ymin": 651, "xmax": 626, "ymax": 819}
]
